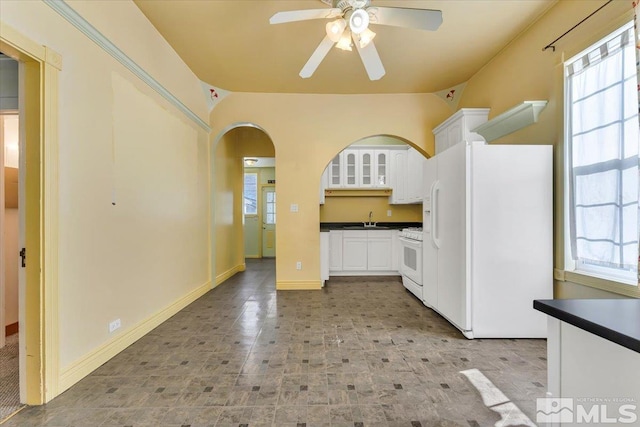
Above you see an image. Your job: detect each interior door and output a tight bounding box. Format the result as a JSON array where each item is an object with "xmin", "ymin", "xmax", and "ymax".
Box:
[
  {"xmin": 436, "ymin": 142, "xmax": 468, "ymax": 330},
  {"xmin": 261, "ymin": 186, "xmax": 276, "ymax": 257}
]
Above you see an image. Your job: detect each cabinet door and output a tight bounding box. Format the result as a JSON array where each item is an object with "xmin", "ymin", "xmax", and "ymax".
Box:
[
  {"xmin": 389, "ymin": 149, "xmax": 407, "ymax": 204},
  {"xmin": 359, "ymin": 150, "xmax": 374, "ymax": 187},
  {"xmin": 329, "ymin": 231, "xmax": 343, "ymax": 271},
  {"xmin": 367, "ymin": 231, "xmax": 392, "ymax": 271},
  {"xmin": 374, "ymin": 150, "xmax": 389, "ymax": 187},
  {"xmin": 343, "ymin": 150, "xmax": 359, "ymax": 187},
  {"xmin": 328, "ymin": 155, "xmax": 342, "ymax": 187},
  {"xmin": 342, "ymin": 231, "xmax": 368, "ymax": 270},
  {"xmin": 406, "ymin": 147, "xmax": 425, "ymax": 203}
]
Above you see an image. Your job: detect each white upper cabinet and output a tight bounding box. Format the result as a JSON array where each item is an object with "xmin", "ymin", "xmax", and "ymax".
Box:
[
  {"xmin": 321, "ymin": 145, "xmax": 422, "ymax": 204},
  {"xmin": 358, "ymin": 149, "xmax": 389, "ymax": 188},
  {"xmin": 328, "ymin": 154, "xmax": 342, "ymax": 187},
  {"xmin": 343, "ymin": 150, "xmax": 359, "ymax": 187},
  {"xmin": 359, "ymin": 150, "xmax": 374, "ymax": 187},
  {"xmin": 405, "ymin": 147, "xmax": 426, "ymax": 203},
  {"xmin": 375, "ymin": 150, "xmax": 389, "ymax": 187},
  {"xmin": 389, "ymin": 149, "xmax": 408, "ymax": 204},
  {"xmin": 433, "ymin": 108, "xmax": 490, "ymax": 154}
]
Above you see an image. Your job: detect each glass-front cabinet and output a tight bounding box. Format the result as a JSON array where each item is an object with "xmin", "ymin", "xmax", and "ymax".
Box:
[
  {"xmin": 343, "ymin": 150, "xmax": 358, "ymax": 187},
  {"xmin": 326, "ymin": 147, "xmax": 391, "ymax": 189},
  {"xmin": 375, "ymin": 150, "xmax": 388, "ymax": 187}
]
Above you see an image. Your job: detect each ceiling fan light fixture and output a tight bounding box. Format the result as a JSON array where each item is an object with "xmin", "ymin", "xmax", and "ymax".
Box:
[
  {"xmin": 357, "ymin": 27, "xmax": 376, "ymax": 48},
  {"xmin": 349, "ymin": 8, "xmax": 369, "ymax": 34},
  {"xmin": 325, "ymin": 18, "xmax": 347, "ymax": 42},
  {"xmin": 336, "ymin": 28, "xmax": 353, "ymax": 51}
]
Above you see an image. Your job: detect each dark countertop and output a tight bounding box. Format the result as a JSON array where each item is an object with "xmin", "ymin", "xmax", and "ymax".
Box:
[
  {"xmin": 320, "ymin": 222, "xmax": 422, "ymax": 232},
  {"xmin": 534, "ymin": 299, "xmax": 640, "ymax": 353}
]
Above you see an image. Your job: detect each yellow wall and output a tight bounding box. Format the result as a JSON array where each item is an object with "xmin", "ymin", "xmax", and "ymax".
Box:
[
  {"xmin": 210, "ymin": 93, "xmax": 450, "ymax": 289},
  {"xmin": 320, "ymin": 197, "xmax": 421, "ymax": 223},
  {"xmin": 458, "ymin": 0, "xmax": 634, "ymax": 298},
  {"xmin": 214, "ymin": 131, "xmax": 244, "ymax": 282},
  {"xmin": 1, "ymin": 0, "xmax": 211, "ymax": 392}
]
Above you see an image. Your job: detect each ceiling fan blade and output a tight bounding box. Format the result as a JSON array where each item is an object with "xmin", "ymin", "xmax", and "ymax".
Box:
[
  {"xmin": 369, "ymin": 7, "xmax": 443, "ymax": 31},
  {"xmin": 270, "ymin": 8, "xmax": 342, "ymax": 25},
  {"xmin": 300, "ymin": 35, "xmax": 335, "ymax": 78},
  {"xmin": 354, "ymin": 38, "xmax": 385, "ymax": 81}
]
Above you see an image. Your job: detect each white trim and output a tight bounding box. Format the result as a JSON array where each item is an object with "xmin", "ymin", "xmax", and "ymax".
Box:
[
  {"xmin": 43, "ymin": 0, "xmax": 210, "ymax": 132},
  {"xmin": 215, "ymin": 264, "xmax": 245, "ymax": 286},
  {"xmin": 59, "ymin": 280, "xmax": 212, "ymax": 393}
]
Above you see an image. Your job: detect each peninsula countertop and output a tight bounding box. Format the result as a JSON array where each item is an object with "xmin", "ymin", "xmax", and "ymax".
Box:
[{"xmin": 534, "ymin": 298, "xmax": 640, "ymax": 353}]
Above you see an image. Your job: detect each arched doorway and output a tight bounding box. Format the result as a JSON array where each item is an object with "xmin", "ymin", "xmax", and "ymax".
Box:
[{"xmin": 211, "ymin": 123, "xmax": 276, "ymax": 286}]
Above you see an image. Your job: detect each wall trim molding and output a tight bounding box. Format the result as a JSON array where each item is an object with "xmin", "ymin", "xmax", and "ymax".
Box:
[
  {"xmin": 59, "ymin": 280, "xmax": 211, "ymax": 393},
  {"xmin": 43, "ymin": 0, "xmax": 210, "ymax": 132},
  {"xmin": 276, "ymin": 280, "xmax": 322, "ymax": 290},
  {"xmin": 215, "ymin": 264, "xmax": 246, "ymax": 286}
]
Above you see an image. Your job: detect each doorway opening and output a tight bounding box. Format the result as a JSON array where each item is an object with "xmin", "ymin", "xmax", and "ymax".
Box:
[
  {"xmin": 1, "ymin": 105, "xmax": 21, "ymax": 419},
  {"xmin": 243, "ymin": 157, "xmax": 276, "ymax": 259},
  {"xmin": 213, "ymin": 124, "xmax": 275, "ymax": 285},
  {"xmin": 0, "ymin": 26, "xmax": 60, "ymax": 408}
]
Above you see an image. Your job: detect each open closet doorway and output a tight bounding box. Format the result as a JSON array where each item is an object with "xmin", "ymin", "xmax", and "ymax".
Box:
[{"xmin": 0, "ymin": 53, "xmax": 22, "ymax": 420}]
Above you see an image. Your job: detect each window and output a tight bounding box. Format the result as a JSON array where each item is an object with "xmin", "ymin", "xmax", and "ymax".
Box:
[
  {"xmin": 244, "ymin": 172, "xmax": 258, "ymax": 215},
  {"xmin": 265, "ymin": 190, "xmax": 276, "ymax": 224},
  {"xmin": 565, "ymin": 22, "xmax": 639, "ymax": 285}
]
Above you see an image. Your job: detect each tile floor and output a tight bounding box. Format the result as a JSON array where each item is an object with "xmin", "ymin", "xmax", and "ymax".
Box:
[
  {"xmin": 0, "ymin": 333, "xmax": 22, "ymax": 422},
  {"xmin": 3, "ymin": 259, "xmax": 547, "ymax": 426}
]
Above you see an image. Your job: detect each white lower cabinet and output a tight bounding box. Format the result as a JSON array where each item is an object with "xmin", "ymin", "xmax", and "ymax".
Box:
[
  {"xmin": 329, "ymin": 230, "xmax": 398, "ymax": 275},
  {"xmin": 342, "ymin": 231, "xmax": 368, "ymax": 271},
  {"xmin": 320, "ymin": 232, "xmax": 329, "ymax": 285},
  {"xmin": 367, "ymin": 235, "xmax": 393, "ymax": 271},
  {"xmin": 329, "ymin": 230, "xmax": 343, "ymax": 271}
]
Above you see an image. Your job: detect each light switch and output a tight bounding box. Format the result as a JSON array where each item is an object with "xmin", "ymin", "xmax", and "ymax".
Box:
[{"xmin": 290, "ymin": 204, "xmax": 299, "ymax": 213}]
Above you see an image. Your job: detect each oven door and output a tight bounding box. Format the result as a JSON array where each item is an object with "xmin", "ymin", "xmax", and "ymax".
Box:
[{"xmin": 399, "ymin": 237, "xmax": 423, "ymax": 285}]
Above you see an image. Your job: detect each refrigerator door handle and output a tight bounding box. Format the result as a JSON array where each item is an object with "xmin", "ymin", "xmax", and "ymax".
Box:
[{"xmin": 430, "ymin": 180, "xmax": 441, "ymax": 249}]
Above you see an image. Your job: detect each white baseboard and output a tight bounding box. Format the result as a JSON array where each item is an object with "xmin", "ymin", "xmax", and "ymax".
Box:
[
  {"xmin": 215, "ymin": 263, "xmax": 245, "ymax": 286},
  {"xmin": 58, "ymin": 280, "xmax": 211, "ymax": 394}
]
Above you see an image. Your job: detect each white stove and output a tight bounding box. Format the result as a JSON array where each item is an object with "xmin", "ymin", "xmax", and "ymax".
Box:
[
  {"xmin": 399, "ymin": 227, "xmax": 423, "ymax": 241},
  {"xmin": 398, "ymin": 227, "xmax": 423, "ymax": 300}
]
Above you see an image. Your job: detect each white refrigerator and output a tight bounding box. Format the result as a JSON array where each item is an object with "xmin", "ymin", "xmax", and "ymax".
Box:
[{"xmin": 422, "ymin": 141, "xmax": 552, "ymax": 338}]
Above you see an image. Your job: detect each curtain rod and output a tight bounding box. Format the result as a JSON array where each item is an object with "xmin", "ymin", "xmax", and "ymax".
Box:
[{"xmin": 542, "ymin": 0, "xmax": 614, "ymax": 52}]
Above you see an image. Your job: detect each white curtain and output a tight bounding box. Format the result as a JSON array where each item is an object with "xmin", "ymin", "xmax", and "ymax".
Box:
[
  {"xmin": 635, "ymin": 1, "xmax": 640, "ymax": 279},
  {"xmin": 568, "ymin": 23, "xmax": 639, "ymax": 271}
]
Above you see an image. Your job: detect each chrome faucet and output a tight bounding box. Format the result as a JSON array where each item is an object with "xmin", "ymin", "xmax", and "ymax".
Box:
[{"xmin": 364, "ymin": 211, "xmax": 375, "ymax": 227}]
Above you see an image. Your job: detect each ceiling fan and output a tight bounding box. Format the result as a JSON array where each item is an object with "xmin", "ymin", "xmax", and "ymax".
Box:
[{"xmin": 269, "ymin": 0, "xmax": 443, "ymax": 81}]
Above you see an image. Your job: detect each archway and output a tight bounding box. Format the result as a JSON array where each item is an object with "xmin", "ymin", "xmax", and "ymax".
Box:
[
  {"xmin": 318, "ymin": 134, "xmax": 429, "ymax": 285},
  {"xmin": 211, "ymin": 123, "xmax": 276, "ymax": 286}
]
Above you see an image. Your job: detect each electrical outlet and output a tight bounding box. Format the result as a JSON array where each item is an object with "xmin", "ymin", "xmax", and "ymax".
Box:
[
  {"xmin": 290, "ymin": 204, "xmax": 299, "ymax": 213},
  {"xmin": 387, "ymin": 209, "xmax": 392, "ymax": 217},
  {"xmin": 109, "ymin": 319, "xmax": 121, "ymax": 333},
  {"xmin": 296, "ymin": 261, "xmax": 302, "ymax": 270}
]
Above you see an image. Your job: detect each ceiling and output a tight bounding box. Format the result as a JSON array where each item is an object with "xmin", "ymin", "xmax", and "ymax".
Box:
[{"xmin": 133, "ymin": 0, "xmax": 557, "ymax": 94}]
